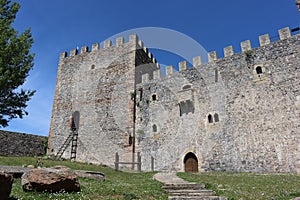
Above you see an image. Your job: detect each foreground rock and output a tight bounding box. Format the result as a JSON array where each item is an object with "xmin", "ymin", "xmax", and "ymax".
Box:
[
  {"xmin": 21, "ymin": 165, "xmax": 80, "ymax": 192},
  {"xmin": 74, "ymin": 170, "xmax": 105, "ymax": 181},
  {"xmin": 0, "ymin": 172, "xmax": 13, "ymax": 200}
]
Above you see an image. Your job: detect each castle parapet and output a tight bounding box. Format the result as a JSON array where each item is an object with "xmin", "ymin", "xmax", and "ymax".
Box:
[
  {"xmin": 59, "ymin": 34, "xmax": 157, "ymax": 65},
  {"xmin": 130, "ymin": 34, "xmax": 138, "ymax": 43},
  {"xmin": 92, "ymin": 43, "xmax": 100, "ymax": 51},
  {"xmin": 208, "ymin": 51, "xmax": 217, "ymax": 62},
  {"xmin": 104, "ymin": 40, "xmax": 112, "ymax": 48},
  {"xmin": 60, "ymin": 27, "xmax": 296, "ymax": 75},
  {"xmin": 179, "ymin": 61, "xmax": 188, "ymax": 71},
  {"xmin": 259, "ymin": 34, "xmax": 270, "ymax": 46},
  {"xmin": 223, "ymin": 46, "xmax": 234, "ymax": 57},
  {"xmin": 153, "ymin": 70, "xmax": 161, "ymax": 79},
  {"xmin": 60, "ymin": 52, "xmax": 67, "ymax": 59},
  {"xmin": 166, "ymin": 65, "xmax": 175, "ymax": 76},
  {"xmin": 81, "ymin": 46, "xmax": 89, "ymax": 53},
  {"xmin": 278, "ymin": 27, "xmax": 291, "ymax": 40},
  {"xmin": 116, "ymin": 37, "xmax": 124, "ymax": 47},
  {"xmin": 70, "ymin": 49, "xmax": 78, "ymax": 56},
  {"xmin": 138, "ymin": 27, "xmax": 297, "ymax": 84},
  {"xmin": 241, "ymin": 40, "xmax": 252, "ymax": 52},
  {"xmin": 193, "ymin": 56, "xmax": 202, "ymax": 67}
]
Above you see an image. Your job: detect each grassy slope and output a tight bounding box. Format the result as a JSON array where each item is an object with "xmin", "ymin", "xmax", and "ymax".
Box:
[
  {"xmin": 0, "ymin": 156, "xmax": 167, "ymax": 200},
  {"xmin": 1, "ymin": 156, "xmax": 300, "ymax": 199},
  {"xmin": 178, "ymin": 172, "xmax": 300, "ymax": 200}
]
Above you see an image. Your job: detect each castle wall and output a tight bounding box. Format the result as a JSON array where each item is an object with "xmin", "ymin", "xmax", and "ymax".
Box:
[
  {"xmin": 137, "ymin": 31, "xmax": 300, "ymax": 173},
  {"xmin": 0, "ymin": 130, "xmax": 46, "ymax": 157}
]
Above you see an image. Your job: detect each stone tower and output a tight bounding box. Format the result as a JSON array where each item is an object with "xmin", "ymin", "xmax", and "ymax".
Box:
[{"xmin": 48, "ymin": 35, "xmax": 158, "ymax": 166}]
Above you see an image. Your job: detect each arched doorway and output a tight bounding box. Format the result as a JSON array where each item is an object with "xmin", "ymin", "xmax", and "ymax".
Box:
[{"xmin": 184, "ymin": 152, "xmax": 198, "ymax": 172}]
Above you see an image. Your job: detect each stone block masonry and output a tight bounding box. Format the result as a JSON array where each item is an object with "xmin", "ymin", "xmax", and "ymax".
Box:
[
  {"xmin": 48, "ymin": 35, "xmax": 157, "ymax": 167},
  {"xmin": 48, "ymin": 28, "xmax": 300, "ymax": 173},
  {"xmin": 137, "ymin": 28, "xmax": 300, "ymax": 173},
  {"xmin": 0, "ymin": 130, "xmax": 47, "ymax": 156}
]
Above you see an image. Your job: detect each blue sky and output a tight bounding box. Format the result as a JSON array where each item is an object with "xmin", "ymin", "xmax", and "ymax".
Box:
[{"xmin": 2, "ymin": 0, "xmax": 299, "ymax": 136}]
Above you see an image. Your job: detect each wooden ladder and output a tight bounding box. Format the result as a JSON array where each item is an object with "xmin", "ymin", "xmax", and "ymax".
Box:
[
  {"xmin": 55, "ymin": 130, "xmax": 78, "ymax": 160},
  {"xmin": 70, "ymin": 130, "xmax": 78, "ymax": 160}
]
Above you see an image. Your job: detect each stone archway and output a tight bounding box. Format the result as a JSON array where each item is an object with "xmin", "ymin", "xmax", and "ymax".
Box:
[{"xmin": 184, "ymin": 152, "xmax": 198, "ymax": 172}]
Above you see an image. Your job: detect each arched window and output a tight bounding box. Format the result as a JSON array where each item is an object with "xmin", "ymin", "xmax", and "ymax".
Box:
[
  {"xmin": 208, "ymin": 114, "xmax": 213, "ymax": 123},
  {"xmin": 256, "ymin": 66, "xmax": 263, "ymax": 75},
  {"xmin": 152, "ymin": 124, "xmax": 157, "ymax": 132},
  {"xmin": 182, "ymin": 85, "xmax": 191, "ymax": 90},
  {"xmin": 152, "ymin": 94, "xmax": 157, "ymax": 101},
  {"xmin": 214, "ymin": 113, "xmax": 219, "ymax": 122}
]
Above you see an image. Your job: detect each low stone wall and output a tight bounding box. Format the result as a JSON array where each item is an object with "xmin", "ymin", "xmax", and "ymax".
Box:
[{"xmin": 0, "ymin": 130, "xmax": 47, "ymax": 157}]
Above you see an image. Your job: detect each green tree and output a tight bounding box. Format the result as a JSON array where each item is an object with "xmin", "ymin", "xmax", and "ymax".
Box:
[{"xmin": 0, "ymin": 0, "xmax": 35, "ymax": 127}]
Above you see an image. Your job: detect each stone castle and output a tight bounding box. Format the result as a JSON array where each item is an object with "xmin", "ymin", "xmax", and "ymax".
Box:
[{"xmin": 48, "ymin": 26, "xmax": 300, "ymax": 173}]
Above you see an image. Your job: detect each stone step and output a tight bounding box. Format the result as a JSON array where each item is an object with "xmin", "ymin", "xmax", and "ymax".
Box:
[
  {"xmin": 163, "ymin": 183, "xmax": 205, "ymax": 190},
  {"xmin": 167, "ymin": 189, "xmax": 216, "ymax": 196},
  {"xmin": 168, "ymin": 196, "xmax": 227, "ymax": 200}
]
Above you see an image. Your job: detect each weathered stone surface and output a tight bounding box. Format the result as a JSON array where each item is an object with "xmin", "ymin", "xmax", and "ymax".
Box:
[
  {"xmin": 74, "ymin": 170, "xmax": 105, "ymax": 181},
  {"xmin": 0, "ymin": 172, "xmax": 13, "ymax": 200},
  {"xmin": 0, "ymin": 130, "xmax": 46, "ymax": 156},
  {"xmin": 21, "ymin": 166, "xmax": 80, "ymax": 192},
  {"xmin": 48, "ymin": 35, "xmax": 156, "ymax": 166},
  {"xmin": 48, "ymin": 31, "xmax": 300, "ymax": 173},
  {"xmin": 0, "ymin": 165, "xmax": 105, "ymax": 181},
  {"xmin": 155, "ymin": 172, "xmax": 227, "ymax": 200},
  {"xmin": 0, "ymin": 166, "xmax": 30, "ymax": 178}
]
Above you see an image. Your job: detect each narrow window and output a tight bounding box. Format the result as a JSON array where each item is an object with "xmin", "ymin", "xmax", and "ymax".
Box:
[
  {"xmin": 129, "ymin": 135, "xmax": 133, "ymax": 146},
  {"xmin": 152, "ymin": 124, "xmax": 157, "ymax": 132},
  {"xmin": 152, "ymin": 94, "xmax": 157, "ymax": 101},
  {"xmin": 139, "ymin": 89, "xmax": 143, "ymax": 101},
  {"xmin": 214, "ymin": 113, "xmax": 219, "ymax": 122},
  {"xmin": 215, "ymin": 69, "xmax": 218, "ymax": 82},
  {"xmin": 208, "ymin": 114, "xmax": 213, "ymax": 123},
  {"xmin": 256, "ymin": 66, "xmax": 263, "ymax": 75},
  {"xmin": 179, "ymin": 103, "xmax": 182, "ymax": 116}
]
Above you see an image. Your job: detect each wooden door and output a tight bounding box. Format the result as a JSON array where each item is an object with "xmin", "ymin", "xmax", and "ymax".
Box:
[{"xmin": 184, "ymin": 153, "xmax": 198, "ymax": 172}]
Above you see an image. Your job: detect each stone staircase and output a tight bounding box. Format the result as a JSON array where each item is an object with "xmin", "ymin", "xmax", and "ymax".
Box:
[
  {"xmin": 154, "ymin": 172, "xmax": 227, "ymax": 200},
  {"xmin": 163, "ymin": 183, "xmax": 227, "ymax": 200}
]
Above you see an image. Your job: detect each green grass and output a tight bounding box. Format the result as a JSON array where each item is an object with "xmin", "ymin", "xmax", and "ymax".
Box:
[
  {"xmin": 0, "ymin": 156, "xmax": 167, "ymax": 200},
  {"xmin": 177, "ymin": 172, "xmax": 300, "ymax": 200},
  {"xmin": 2, "ymin": 156, "xmax": 300, "ymax": 200}
]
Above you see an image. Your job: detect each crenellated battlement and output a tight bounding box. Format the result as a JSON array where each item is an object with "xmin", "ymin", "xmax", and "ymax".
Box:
[
  {"xmin": 140, "ymin": 27, "xmax": 298, "ymax": 84},
  {"xmin": 59, "ymin": 34, "xmax": 158, "ymax": 66}
]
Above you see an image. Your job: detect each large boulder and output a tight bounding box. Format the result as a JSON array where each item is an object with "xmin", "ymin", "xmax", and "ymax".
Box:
[
  {"xmin": 21, "ymin": 165, "xmax": 80, "ymax": 193},
  {"xmin": 0, "ymin": 172, "xmax": 13, "ymax": 200}
]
